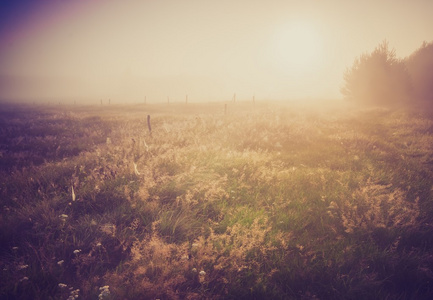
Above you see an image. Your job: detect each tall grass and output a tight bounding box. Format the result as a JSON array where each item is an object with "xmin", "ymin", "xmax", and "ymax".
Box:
[{"xmin": 1, "ymin": 101, "xmax": 433, "ymax": 299}]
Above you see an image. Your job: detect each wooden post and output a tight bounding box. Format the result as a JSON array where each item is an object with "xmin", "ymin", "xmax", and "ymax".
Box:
[
  {"xmin": 167, "ymin": 96, "xmax": 170, "ymax": 104},
  {"xmin": 147, "ymin": 115, "xmax": 152, "ymax": 137}
]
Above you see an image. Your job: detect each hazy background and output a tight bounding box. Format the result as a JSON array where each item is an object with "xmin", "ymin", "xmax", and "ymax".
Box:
[{"xmin": 1, "ymin": 0, "xmax": 432, "ymax": 104}]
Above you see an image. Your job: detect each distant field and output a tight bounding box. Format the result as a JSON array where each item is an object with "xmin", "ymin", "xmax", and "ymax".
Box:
[{"xmin": 1, "ymin": 101, "xmax": 433, "ymax": 299}]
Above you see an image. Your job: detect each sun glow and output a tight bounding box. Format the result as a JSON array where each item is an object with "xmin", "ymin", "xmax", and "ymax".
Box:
[
  {"xmin": 269, "ymin": 21, "xmax": 324, "ymax": 77},
  {"xmin": 1, "ymin": 1, "xmax": 432, "ymax": 102}
]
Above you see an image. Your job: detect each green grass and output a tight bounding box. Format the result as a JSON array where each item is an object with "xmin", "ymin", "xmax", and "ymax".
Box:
[{"xmin": 1, "ymin": 100, "xmax": 433, "ymax": 299}]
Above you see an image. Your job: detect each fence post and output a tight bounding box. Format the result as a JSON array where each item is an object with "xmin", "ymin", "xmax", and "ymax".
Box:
[{"xmin": 147, "ymin": 115, "xmax": 152, "ymax": 137}]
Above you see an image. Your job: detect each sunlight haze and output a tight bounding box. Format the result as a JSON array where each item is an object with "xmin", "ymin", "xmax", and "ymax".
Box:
[{"xmin": 1, "ymin": 0, "xmax": 432, "ymax": 103}]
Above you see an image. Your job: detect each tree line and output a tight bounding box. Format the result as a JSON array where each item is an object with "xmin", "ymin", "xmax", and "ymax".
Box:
[{"xmin": 341, "ymin": 40, "xmax": 433, "ymax": 110}]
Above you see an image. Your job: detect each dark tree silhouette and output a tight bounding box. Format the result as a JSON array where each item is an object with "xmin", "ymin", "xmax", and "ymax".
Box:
[
  {"xmin": 341, "ymin": 40, "xmax": 411, "ymax": 106},
  {"xmin": 405, "ymin": 41, "xmax": 433, "ymax": 109}
]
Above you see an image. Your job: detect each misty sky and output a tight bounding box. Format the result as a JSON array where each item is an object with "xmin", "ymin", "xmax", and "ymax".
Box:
[{"xmin": 1, "ymin": 0, "xmax": 432, "ymax": 103}]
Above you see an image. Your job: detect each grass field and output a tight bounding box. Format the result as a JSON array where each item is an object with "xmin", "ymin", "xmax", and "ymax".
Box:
[{"xmin": 1, "ymin": 100, "xmax": 433, "ymax": 299}]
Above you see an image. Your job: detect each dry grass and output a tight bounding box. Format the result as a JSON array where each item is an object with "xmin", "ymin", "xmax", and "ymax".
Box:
[{"xmin": 1, "ymin": 101, "xmax": 433, "ymax": 299}]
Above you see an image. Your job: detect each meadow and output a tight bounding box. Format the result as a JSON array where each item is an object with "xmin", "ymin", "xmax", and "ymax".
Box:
[{"xmin": 1, "ymin": 100, "xmax": 433, "ymax": 299}]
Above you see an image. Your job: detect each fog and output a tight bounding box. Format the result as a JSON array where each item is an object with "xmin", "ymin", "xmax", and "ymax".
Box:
[{"xmin": 1, "ymin": 0, "xmax": 432, "ymax": 103}]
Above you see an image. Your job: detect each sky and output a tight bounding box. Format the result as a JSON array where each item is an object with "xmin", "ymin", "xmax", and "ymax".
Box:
[{"xmin": 0, "ymin": 0, "xmax": 432, "ymax": 103}]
